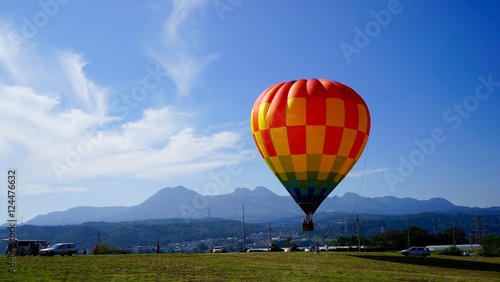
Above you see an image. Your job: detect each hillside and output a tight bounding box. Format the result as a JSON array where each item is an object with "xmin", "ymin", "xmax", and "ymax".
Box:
[{"xmin": 26, "ymin": 186, "xmax": 500, "ymax": 226}]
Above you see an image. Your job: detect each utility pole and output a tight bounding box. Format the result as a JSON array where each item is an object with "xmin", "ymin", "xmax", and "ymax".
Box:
[
  {"xmin": 405, "ymin": 217, "xmax": 411, "ymax": 248},
  {"xmin": 452, "ymin": 220, "xmax": 456, "ymax": 246},
  {"xmin": 344, "ymin": 214, "xmax": 348, "ymax": 236},
  {"xmin": 348, "ymin": 214, "xmax": 365, "ymax": 252},
  {"xmin": 269, "ymin": 223, "xmax": 272, "ymax": 246},
  {"xmin": 156, "ymin": 236, "xmax": 160, "ymax": 254},
  {"xmin": 242, "ymin": 204, "xmax": 246, "ymax": 252},
  {"xmin": 468, "ymin": 229, "xmax": 474, "ymax": 251},
  {"xmin": 474, "ymin": 214, "xmax": 483, "ymax": 246}
]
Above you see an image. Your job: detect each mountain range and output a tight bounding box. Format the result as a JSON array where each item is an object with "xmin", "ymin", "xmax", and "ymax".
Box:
[{"xmin": 26, "ymin": 186, "xmax": 500, "ymax": 226}]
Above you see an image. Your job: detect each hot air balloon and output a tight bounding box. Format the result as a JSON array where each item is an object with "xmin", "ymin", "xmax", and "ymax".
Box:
[{"xmin": 250, "ymin": 79, "xmax": 370, "ymax": 231}]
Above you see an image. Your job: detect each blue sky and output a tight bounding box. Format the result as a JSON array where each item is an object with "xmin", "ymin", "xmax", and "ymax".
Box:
[{"xmin": 1, "ymin": 0, "xmax": 499, "ymax": 222}]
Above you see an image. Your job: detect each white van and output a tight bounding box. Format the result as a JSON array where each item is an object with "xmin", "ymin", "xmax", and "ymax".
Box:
[{"xmin": 3, "ymin": 239, "xmax": 49, "ymax": 256}]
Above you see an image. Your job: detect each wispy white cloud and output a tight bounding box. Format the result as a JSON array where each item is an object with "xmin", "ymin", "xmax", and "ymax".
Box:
[
  {"xmin": 58, "ymin": 51, "xmax": 109, "ymax": 116},
  {"xmin": 69, "ymin": 127, "xmax": 244, "ymax": 181},
  {"xmin": 0, "ymin": 18, "xmax": 246, "ymax": 195},
  {"xmin": 346, "ymin": 167, "xmax": 391, "ymax": 178},
  {"xmin": 120, "ymin": 107, "xmax": 189, "ymax": 149},
  {"xmin": 150, "ymin": 0, "xmax": 217, "ymax": 97},
  {"xmin": 162, "ymin": 0, "xmax": 206, "ymax": 51},
  {"xmin": 22, "ymin": 184, "xmax": 90, "ymax": 196}
]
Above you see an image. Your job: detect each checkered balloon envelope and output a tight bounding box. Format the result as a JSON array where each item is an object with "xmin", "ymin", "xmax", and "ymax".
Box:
[{"xmin": 251, "ymin": 79, "xmax": 371, "ymax": 230}]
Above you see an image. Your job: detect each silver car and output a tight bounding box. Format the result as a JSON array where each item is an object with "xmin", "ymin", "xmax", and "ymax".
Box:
[
  {"xmin": 400, "ymin": 246, "xmax": 430, "ymax": 257},
  {"xmin": 39, "ymin": 243, "xmax": 78, "ymax": 256},
  {"xmin": 212, "ymin": 246, "xmax": 222, "ymax": 253}
]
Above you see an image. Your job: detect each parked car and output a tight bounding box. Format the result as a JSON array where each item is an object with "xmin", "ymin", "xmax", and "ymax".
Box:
[
  {"xmin": 39, "ymin": 243, "xmax": 78, "ymax": 256},
  {"xmin": 304, "ymin": 246, "xmax": 318, "ymax": 252},
  {"xmin": 212, "ymin": 246, "xmax": 223, "ymax": 253},
  {"xmin": 400, "ymin": 246, "xmax": 430, "ymax": 257},
  {"xmin": 284, "ymin": 246, "xmax": 302, "ymax": 252},
  {"xmin": 268, "ymin": 244, "xmax": 284, "ymax": 252},
  {"xmin": 246, "ymin": 248, "xmax": 268, "ymax": 252},
  {"xmin": 3, "ymin": 239, "xmax": 48, "ymax": 256}
]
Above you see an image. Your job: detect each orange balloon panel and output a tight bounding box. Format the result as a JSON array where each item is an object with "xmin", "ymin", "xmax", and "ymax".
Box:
[{"xmin": 250, "ymin": 79, "xmax": 370, "ymax": 216}]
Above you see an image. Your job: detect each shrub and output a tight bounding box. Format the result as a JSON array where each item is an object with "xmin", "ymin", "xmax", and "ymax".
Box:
[
  {"xmin": 481, "ymin": 234, "xmax": 500, "ymax": 257},
  {"xmin": 439, "ymin": 246, "xmax": 463, "ymax": 256},
  {"xmin": 94, "ymin": 243, "xmax": 124, "ymax": 255}
]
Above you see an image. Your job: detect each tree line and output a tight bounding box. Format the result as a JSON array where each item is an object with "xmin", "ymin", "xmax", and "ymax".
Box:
[{"xmin": 2, "ymin": 213, "xmax": 499, "ymax": 256}]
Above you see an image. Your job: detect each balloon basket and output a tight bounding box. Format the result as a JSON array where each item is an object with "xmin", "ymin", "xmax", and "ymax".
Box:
[{"xmin": 302, "ymin": 217, "xmax": 314, "ymax": 232}]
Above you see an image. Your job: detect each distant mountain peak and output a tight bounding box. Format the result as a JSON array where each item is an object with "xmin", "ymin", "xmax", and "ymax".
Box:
[
  {"xmin": 230, "ymin": 186, "xmax": 275, "ymax": 198},
  {"xmin": 231, "ymin": 187, "xmax": 251, "ymax": 195},
  {"xmin": 342, "ymin": 192, "xmax": 361, "ymax": 201},
  {"xmin": 25, "ymin": 186, "xmax": 498, "ymax": 226},
  {"xmin": 253, "ymin": 186, "xmax": 277, "ymax": 196}
]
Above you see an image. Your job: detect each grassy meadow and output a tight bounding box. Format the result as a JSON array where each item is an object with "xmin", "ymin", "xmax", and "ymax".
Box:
[{"xmin": 1, "ymin": 252, "xmax": 499, "ymax": 281}]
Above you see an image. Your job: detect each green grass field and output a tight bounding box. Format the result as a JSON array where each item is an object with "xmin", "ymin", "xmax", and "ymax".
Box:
[{"xmin": 1, "ymin": 252, "xmax": 499, "ymax": 281}]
